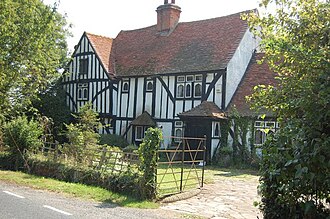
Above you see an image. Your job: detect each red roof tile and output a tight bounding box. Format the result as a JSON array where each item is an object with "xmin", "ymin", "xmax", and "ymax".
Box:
[
  {"xmin": 227, "ymin": 53, "xmax": 277, "ymax": 116},
  {"xmin": 179, "ymin": 101, "xmax": 226, "ymax": 120},
  {"xmin": 110, "ymin": 11, "xmax": 250, "ymax": 76},
  {"xmin": 86, "ymin": 32, "xmax": 113, "ymax": 74}
]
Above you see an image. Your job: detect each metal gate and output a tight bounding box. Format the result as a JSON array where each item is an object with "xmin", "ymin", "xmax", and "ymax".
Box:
[{"xmin": 157, "ymin": 136, "xmax": 206, "ymax": 197}]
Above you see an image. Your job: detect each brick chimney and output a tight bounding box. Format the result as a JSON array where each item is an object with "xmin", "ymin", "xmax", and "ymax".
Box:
[{"xmin": 156, "ymin": 0, "xmax": 181, "ymax": 35}]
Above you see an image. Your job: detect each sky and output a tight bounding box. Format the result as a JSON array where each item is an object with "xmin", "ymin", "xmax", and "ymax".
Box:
[{"xmin": 43, "ymin": 0, "xmax": 262, "ymax": 51}]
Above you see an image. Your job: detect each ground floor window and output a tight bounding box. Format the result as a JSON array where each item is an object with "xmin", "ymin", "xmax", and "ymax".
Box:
[
  {"xmin": 254, "ymin": 120, "xmax": 278, "ymax": 145},
  {"xmin": 135, "ymin": 126, "xmax": 147, "ymax": 141},
  {"xmin": 174, "ymin": 121, "xmax": 183, "ymax": 142}
]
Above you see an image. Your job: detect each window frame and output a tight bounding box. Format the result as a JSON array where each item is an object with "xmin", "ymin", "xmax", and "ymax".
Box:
[
  {"xmin": 79, "ymin": 58, "xmax": 89, "ymax": 75},
  {"xmin": 146, "ymin": 80, "xmax": 153, "ymax": 92},
  {"xmin": 122, "ymin": 81, "xmax": 129, "ymax": 93},
  {"xmin": 135, "ymin": 126, "xmax": 146, "ymax": 141},
  {"xmin": 77, "ymin": 83, "xmax": 88, "ymax": 101}
]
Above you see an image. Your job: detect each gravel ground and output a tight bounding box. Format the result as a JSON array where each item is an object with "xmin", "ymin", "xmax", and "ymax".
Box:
[{"xmin": 161, "ymin": 174, "xmax": 262, "ymax": 219}]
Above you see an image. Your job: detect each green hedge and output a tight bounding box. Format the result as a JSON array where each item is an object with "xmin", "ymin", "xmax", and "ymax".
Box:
[{"xmin": 27, "ymin": 158, "xmax": 142, "ymax": 198}]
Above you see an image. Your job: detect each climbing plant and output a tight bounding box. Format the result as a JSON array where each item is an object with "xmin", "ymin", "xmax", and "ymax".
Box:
[{"xmin": 138, "ymin": 127, "xmax": 162, "ymax": 200}]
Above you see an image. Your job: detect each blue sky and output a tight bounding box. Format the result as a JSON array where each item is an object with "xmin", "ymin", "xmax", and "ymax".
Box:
[{"xmin": 43, "ymin": 0, "xmax": 261, "ymax": 51}]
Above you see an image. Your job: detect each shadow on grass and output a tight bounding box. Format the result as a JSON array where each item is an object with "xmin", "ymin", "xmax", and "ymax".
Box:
[{"xmin": 206, "ymin": 166, "xmax": 260, "ymax": 178}]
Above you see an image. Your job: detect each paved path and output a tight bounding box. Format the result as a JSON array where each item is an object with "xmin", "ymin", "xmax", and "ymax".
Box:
[{"xmin": 161, "ymin": 175, "xmax": 262, "ymax": 219}]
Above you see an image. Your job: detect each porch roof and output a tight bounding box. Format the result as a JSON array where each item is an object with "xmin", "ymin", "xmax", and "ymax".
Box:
[
  {"xmin": 178, "ymin": 101, "xmax": 227, "ymax": 120},
  {"xmin": 131, "ymin": 111, "xmax": 157, "ymax": 126}
]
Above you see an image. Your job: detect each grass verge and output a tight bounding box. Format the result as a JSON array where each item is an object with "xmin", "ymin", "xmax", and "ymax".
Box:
[{"xmin": 0, "ymin": 170, "xmax": 158, "ymax": 209}]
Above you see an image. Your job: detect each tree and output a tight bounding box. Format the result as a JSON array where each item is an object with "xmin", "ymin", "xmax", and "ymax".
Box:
[
  {"xmin": 64, "ymin": 103, "xmax": 101, "ymax": 164},
  {"xmin": 245, "ymin": 0, "xmax": 330, "ymax": 218},
  {"xmin": 0, "ymin": 0, "xmax": 70, "ymax": 120},
  {"xmin": 32, "ymin": 80, "xmax": 72, "ymax": 141}
]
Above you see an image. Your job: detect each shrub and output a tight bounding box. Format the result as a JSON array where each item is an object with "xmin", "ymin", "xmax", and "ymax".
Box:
[
  {"xmin": 138, "ymin": 127, "xmax": 162, "ymax": 200},
  {"xmin": 3, "ymin": 116, "xmax": 43, "ymax": 170},
  {"xmin": 99, "ymin": 134, "xmax": 129, "ymax": 149}
]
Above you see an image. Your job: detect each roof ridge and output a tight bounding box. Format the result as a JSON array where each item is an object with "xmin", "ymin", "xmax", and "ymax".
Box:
[{"xmin": 85, "ymin": 32, "xmax": 113, "ymax": 40}]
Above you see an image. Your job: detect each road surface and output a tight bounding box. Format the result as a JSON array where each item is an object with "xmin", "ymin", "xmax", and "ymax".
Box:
[{"xmin": 0, "ymin": 181, "xmax": 182, "ymax": 219}]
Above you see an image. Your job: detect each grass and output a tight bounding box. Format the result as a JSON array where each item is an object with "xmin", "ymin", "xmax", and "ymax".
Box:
[
  {"xmin": 156, "ymin": 164, "xmax": 259, "ymax": 197},
  {"xmin": 0, "ymin": 170, "xmax": 158, "ymax": 209}
]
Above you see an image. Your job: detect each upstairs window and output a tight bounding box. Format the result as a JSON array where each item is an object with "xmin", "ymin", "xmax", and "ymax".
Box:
[
  {"xmin": 122, "ymin": 81, "xmax": 129, "ymax": 93},
  {"xmin": 177, "ymin": 84, "xmax": 184, "ymax": 98},
  {"xmin": 185, "ymin": 84, "xmax": 191, "ymax": 98},
  {"xmin": 79, "ymin": 58, "xmax": 88, "ymax": 75},
  {"xmin": 77, "ymin": 83, "xmax": 88, "ymax": 100},
  {"xmin": 194, "ymin": 83, "xmax": 202, "ymax": 97},
  {"xmin": 176, "ymin": 74, "xmax": 203, "ymax": 99},
  {"xmin": 146, "ymin": 80, "xmax": 153, "ymax": 92}
]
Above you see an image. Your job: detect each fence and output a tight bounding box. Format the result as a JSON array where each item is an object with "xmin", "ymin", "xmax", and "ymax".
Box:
[
  {"xmin": 35, "ymin": 144, "xmax": 140, "ymax": 176},
  {"xmin": 35, "ymin": 136, "xmax": 206, "ymax": 198},
  {"xmin": 157, "ymin": 136, "xmax": 206, "ymax": 197}
]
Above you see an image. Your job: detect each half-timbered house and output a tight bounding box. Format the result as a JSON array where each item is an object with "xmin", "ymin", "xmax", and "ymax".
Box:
[{"xmin": 63, "ymin": 0, "xmax": 275, "ymax": 162}]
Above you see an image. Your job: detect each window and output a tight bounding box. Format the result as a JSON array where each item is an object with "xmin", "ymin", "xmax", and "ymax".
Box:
[
  {"xmin": 177, "ymin": 84, "xmax": 184, "ymax": 98},
  {"xmin": 195, "ymin": 75, "xmax": 202, "ymax": 82},
  {"xmin": 79, "ymin": 58, "xmax": 88, "ymax": 75},
  {"xmin": 194, "ymin": 83, "xmax": 202, "ymax": 97},
  {"xmin": 185, "ymin": 84, "xmax": 191, "ymax": 98},
  {"xmin": 254, "ymin": 120, "xmax": 277, "ymax": 145},
  {"xmin": 186, "ymin": 75, "xmax": 194, "ymax": 82},
  {"xmin": 177, "ymin": 76, "xmax": 185, "ymax": 82},
  {"xmin": 176, "ymin": 74, "xmax": 203, "ymax": 99},
  {"xmin": 214, "ymin": 122, "xmax": 220, "ymax": 137},
  {"xmin": 77, "ymin": 83, "xmax": 88, "ymax": 100},
  {"xmin": 135, "ymin": 126, "xmax": 146, "ymax": 141},
  {"xmin": 146, "ymin": 81, "xmax": 153, "ymax": 92},
  {"xmin": 174, "ymin": 121, "xmax": 183, "ymax": 142},
  {"xmin": 122, "ymin": 81, "xmax": 129, "ymax": 92}
]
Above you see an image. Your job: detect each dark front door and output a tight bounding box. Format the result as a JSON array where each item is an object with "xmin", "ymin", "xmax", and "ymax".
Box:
[{"xmin": 184, "ymin": 119, "xmax": 212, "ymax": 164}]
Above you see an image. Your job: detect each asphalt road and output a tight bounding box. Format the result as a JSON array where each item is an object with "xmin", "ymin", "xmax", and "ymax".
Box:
[{"xmin": 0, "ymin": 181, "xmax": 182, "ymax": 219}]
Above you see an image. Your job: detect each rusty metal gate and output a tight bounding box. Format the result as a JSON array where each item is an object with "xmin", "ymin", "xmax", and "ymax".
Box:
[{"xmin": 157, "ymin": 136, "xmax": 206, "ymax": 197}]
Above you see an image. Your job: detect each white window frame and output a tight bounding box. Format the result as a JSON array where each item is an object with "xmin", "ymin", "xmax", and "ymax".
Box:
[
  {"xmin": 122, "ymin": 81, "xmax": 129, "ymax": 93},
  {"xmin": 195, "ymin": 75, "xmax": 202, "ymax": 82},
  {"xmin": 146, "ymin": 80, "xmax": 153, "ymax": 92},
  {"xmin": 177, "ymin": 83, "xmax": 184, "ymax": 98},
  {"xmin": 186, "ymin": 75, "xmax": 194, "ymax": 82},
  {"xmin": 135, "ymin": 126, "xmax": 146, "ymax": 141},
  {"xmin": 194, "ymin": 83, "xmax": 202, "ymax": 98},
  {"xmin": 77, "ymin": 83, "xmax": 88, "ymax": 101}
]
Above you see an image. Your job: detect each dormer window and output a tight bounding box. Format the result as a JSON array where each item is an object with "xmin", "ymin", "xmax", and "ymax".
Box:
[
  {"xmin": 122, "ymin": 81, "xmax": 129, "ymax": 93},
  {"xmin": 79, "ymin": 58, "xmax": 88, "ymax": 75}
]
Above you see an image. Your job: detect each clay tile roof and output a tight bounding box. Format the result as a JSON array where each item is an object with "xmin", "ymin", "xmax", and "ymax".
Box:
[
  {"xmin": 86, "ymin": 32, "xmax": 113, "ymax": 74},
  {"xmin": 179, "ymin": 101, "xmax": 227, "ymax": 119},
  {"xmin": 131, "ymin": 111, "xmax": 157, "ymax": 126},
  {"xmin": 110, "ymin": 10, "xmax": 251, "ymax": 77},
  {"xmin": 227, "ymin": 53, "xmax": 277, "ymax": 116}
]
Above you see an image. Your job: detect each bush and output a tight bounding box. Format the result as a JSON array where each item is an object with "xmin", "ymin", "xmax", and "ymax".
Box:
[
  {"xmin": 3, "ymin": 116, "xmax": 43, "ymax": 170},
  {"xmin": 100, "ymin": 134, "xmax": 128, "ymax": 149},
  {"xmin": 27, "ymin": 158, "xmax": 142, "ymax": 198}
]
